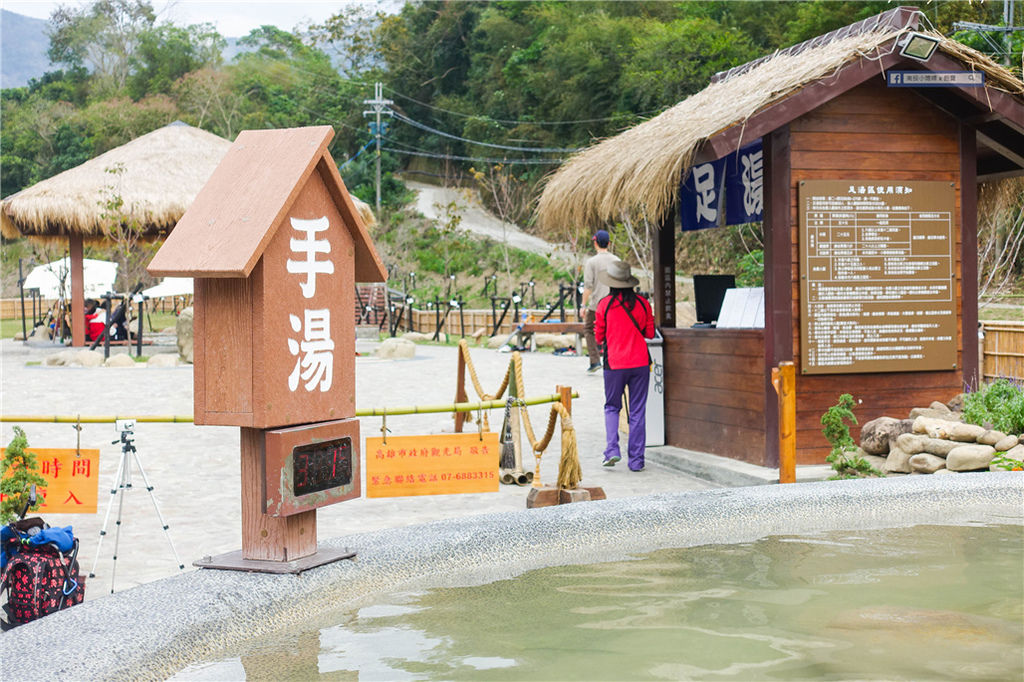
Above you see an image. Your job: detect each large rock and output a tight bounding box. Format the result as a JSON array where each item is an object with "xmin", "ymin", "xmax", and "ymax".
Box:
[
  {"xmin": 883, "ymin": 445, "xmax": 913, "ymax": 474},
  {"xmin": 998, "ymin": 443, "xmax": 1024, "ymax": 463},
  {"xmin": 922, "ymin": 438, "xmax": 959, "ymax": 457},
  {"xmin": 977, "ymin": 429, "xmax": 1007, "ymax": 446},
  {"xmin": 909, "ymin": 453, "xmax": 946, "ymax": 474},
  {"xmin": 176, "ymin": 307, "xmax": 194, "ymax": 364},
  {"xmin": 147, "ymin": 353, "xmax": 180, "ymax": 367},
  {"xmin": 947, "ymin": 422, "xmax": 986, "ymax": 442},
  {"xmin": 104, "ymin": 353, "xmax": 136, "ymax": 368},
  {"xmin": 74, "ymin": 350, "xmax": 104, "ymax": 367},
  {"xmin": 946, "ymin": 444, "xmax": 997, "ymax": 471},
  {"xmin": 860, "ymin": 417, "xmax": 905, "ymax": 455},
  {"xmin": 43, "ymin": 350, "xmax": 78, "ymax": 366},
  {"xmin": 909, "ymin": 406, "xmax": 957, "ymax": 421},
  {"xmin": 401, "ymin": 331, "xmax": 446, "ymax": 344},
  {"xmin": 533, "ymin": 333, "xmax": 575, "ymax": 349},
  {"xmin": 375, "ymin": 337, "xmax": 416, "ymax": 359},
  {"xmin": 861, "ymin": 454, "xmax": 888, "ymax": 472},
  {"xmin": 895, "ymin": 433, "xmax": 929, "ymax": 455},
  {"xmin": 993, "ymin": 435, "xmax": 1019, "ymax": 452}
]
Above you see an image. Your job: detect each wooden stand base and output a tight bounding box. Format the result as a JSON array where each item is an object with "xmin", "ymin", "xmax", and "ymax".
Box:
[
  {"xmin": 526, "ymin": 485, "xmax": 606, "ymax": 508},
  {"xmin": 194, "ymin": 546, "xmax": 356, "ymax": 574}
]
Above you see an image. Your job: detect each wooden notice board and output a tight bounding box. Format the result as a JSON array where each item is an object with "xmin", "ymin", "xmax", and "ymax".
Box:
[
  {"xmin": 365, "ymin": 433, "xmax": 500, "ymax": 498},
  {"xmin": 799, "ymin": 180, "xmax": 957, "ymax": 375}
]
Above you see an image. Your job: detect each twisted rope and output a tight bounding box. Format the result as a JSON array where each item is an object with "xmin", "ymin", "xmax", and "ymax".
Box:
[
  {"xmin": 511, "ymin": 352, "xmax": 581, "ymax": 489},
  {"xmin": 458, "ymin": 339, "xmax": 512, "ymax": 430}
]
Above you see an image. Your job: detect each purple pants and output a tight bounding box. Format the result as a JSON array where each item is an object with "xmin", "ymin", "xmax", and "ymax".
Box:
[{"xmin": 603, "ymin": 365, "xmax": 649, "ymax": 470}]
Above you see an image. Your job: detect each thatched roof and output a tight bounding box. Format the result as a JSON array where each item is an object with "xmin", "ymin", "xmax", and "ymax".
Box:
[
  {"xmin": 537, "ymin": 23, "xmax": 1024, "ymax": 230},
  {"xmin": 2, "ymin": 121, "xmax": 377, "ymax": 240}
]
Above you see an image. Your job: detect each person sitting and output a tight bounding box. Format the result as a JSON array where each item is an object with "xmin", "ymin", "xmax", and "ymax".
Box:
[{"xmin": 84, "ymin": 299, "xmax": 106, "ymax": 342}]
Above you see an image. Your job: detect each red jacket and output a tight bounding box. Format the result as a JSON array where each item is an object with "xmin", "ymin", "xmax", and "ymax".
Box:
[{"xmin": 595, "ymin": 294, "xmax": 655, "ymax": 370}]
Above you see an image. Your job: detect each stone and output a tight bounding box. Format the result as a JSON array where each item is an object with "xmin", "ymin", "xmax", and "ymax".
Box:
[
  {"xmin": 895, "ymin": 433, "xmax": 929, "ymax": 455},
  {"xmin": 859, "ymin": 417, "xmax": 903, "ymax": 455},
  {"xmin": 675, "ymin": 301, "xmax": 697, "ymax": 328},
  {"xmin": 933, "ymin": 468, "xmax": 957, "ymax": 475},
  {"xmin": 909, "ymin": 453, "xmax": 946, "ymax": 474},
  {"xmin": 43, "ymin": 350, "xmax": 74, "ymax": 366},
  {"xmin": 946, "ymin": 393, "xmax": 967, "ymax": 413},
  {"xmin": 401, "ymin": 331, "xmax": 446, "ymax": 344},
  {"xmin": 993, "ymin": 435, "xmax": 1019, "ymax": 452},
  {"xmin": 922, "ymin": 438, "xmax": 959, "ymax": 457},
  {"xmin": 147, "ymin": 354, "xmax": 180, "ymax": 367},
  {"xmin": 13, "ymin": 331, "xmax": 25, "ymax": 341},
  {"xmin": 929, "ymin": 401, "xmax": 953, "ymax": 415},
  {"xmin": 909, "ymin": 407, "xmax": 955, "ymax": 420},
  {"xmin": 883, "ymin": 446, "xmax": 913, "ymax": 474},
  {"xmin": 946, "ymin": 444, "xmax": 997, "ymax": 471},
  {"xmin": 486, "ymin": 335, "xmax": 508, "ymax": 349},
  {"xmin": 947, "ymin": 422, "xmax": 986, "ymax": 442},
  {"xmin": 862, "ymin": 454, "xmax": 888, "ymax": 472},
  {"xmin": 534, "ymin": 333, "xmax": 574, "ymax": 349},
  {"xmin": 977, "ymin": 429, "xmax": 1007, "ymax": 445},
  {"xmin": 176, "ymin": 307, "xmax": 194, "ymax": 363},
  {"xmin": 1001, "ymin": 443, "xmax": 1024, "ymax": 462},
  {"xmin": 375, "ymin": 337, "xmax": 416, "ymax": 359},
  {"xmin": 104, "ymin": 353, "xmax": 136, "ymax": 368},
  {"xmin": 75, "ymin": 350, "xmax": 104, "ymax": 367}
]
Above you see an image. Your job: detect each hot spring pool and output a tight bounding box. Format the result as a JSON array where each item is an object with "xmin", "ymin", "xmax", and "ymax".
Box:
[
  {"xmin": 178, "ymin": 523, "xmax": 1022, "ymax": 681},
  {"xmin": 2, "ymin": 474, "xmax": 1021, "ymax": 681}
]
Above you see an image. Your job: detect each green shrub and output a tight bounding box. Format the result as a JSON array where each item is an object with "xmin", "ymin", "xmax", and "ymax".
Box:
[
  {"xmin": 820, "ymin": 394, "xmax": 883, "ymax": 480},
  {"xmin": 1, "ymin": 427, "xmax": 47, "ymax": 524},
  {"xmin": 962, "ymin": 378, "xmax": 1024, "ymax": 434}
]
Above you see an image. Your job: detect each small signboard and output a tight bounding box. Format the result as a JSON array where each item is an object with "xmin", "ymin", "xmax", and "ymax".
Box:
[
  {"xmin": 887, "ymin": 71, "xmax": 984, "ymax": 87},
  {"xmin": 365, "ymin": 433, "xmax": 500, "ymax": 498},
  {"xmin": 0, "ymin": 449, "xmax": 100, "ymax": 514}
]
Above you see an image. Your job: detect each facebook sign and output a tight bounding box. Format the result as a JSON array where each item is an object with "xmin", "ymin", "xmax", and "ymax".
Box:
[{"xmin": 679, "ymin": 140, "xmax": 763, "ymax": 231}]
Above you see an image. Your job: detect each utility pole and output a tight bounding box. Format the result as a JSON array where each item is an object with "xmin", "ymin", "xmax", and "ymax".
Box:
[
  {"xmin": 362, "ymin": 82, "xmax": 393, "ymax": 215},
  {"xmin": 953, "ymin": 0, "xmax": 1020, "ymax": 69}
]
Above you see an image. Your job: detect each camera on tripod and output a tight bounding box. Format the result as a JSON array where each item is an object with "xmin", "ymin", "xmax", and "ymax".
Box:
[{"xmin": 113, "ymin": 419, "xmax": 135, "ymax": 447}]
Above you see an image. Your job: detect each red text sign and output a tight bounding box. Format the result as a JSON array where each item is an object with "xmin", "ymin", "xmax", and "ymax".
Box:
[
  {"xmin": 0, "ymin": 449, "xmax": 100, "ymax": 514},
  {"xmin": 365, "ymin": 433, "xmax": 500, "ymax": 498}
]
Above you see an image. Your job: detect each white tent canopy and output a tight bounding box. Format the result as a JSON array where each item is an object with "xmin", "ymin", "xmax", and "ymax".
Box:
[
  {"xmin": 23, "ymin": 258, "xmax": 118, "ymax": 299},
  {"xmin": 142, "ymin": 277, "xmax": 193, "ymax": 298}
]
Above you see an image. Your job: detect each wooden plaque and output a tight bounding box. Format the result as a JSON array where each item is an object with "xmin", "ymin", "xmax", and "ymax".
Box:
[
  {"xmin": 799, "ymin": 180, "xmax": 957, "ymax": 375},
  {"xmin": 365, "ymin": 433, "xmax": 500, "ymax": 498}
]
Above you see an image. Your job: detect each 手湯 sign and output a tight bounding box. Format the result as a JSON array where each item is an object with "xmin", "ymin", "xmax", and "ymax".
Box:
[
  {"xmin": 799, "ymin": 180, "xmax": 957, "ymax": 375},
  {"xmin": 365, "ymin": 433, "xmax": 500, "ymax": 498}
]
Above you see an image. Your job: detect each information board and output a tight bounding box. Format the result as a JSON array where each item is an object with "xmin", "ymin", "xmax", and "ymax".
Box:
[
  {"xmin": 0, "ymin": 449, "xmax": 101, "ymax": 514},
  {"xmin": 799, "ymin": 180, "xmax": 957, "ymax": 375}
]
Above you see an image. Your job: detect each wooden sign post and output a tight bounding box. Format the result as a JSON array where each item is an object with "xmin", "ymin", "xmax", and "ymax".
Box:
[{"xmin": 149, "ymin": 126, "xmax": 385, "ymax": 571}]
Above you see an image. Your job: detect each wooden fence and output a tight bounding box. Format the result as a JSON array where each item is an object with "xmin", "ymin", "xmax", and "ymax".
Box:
[{"xmin": 981, "ymin": 320, "xmax": 1024, "ymax": 382}]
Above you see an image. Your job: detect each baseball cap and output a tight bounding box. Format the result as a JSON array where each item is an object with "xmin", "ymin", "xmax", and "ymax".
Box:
[{"xmin": 593, "ymin": 230, "xmax": 610, "ymax": 247}]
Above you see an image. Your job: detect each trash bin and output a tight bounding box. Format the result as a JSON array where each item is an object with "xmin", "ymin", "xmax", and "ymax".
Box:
[{"xmin": 645, "ymin": 329, "xmax": 664, "ymax": 447}]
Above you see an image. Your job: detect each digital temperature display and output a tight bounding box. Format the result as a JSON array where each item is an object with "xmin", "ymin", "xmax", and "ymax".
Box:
[{"xmin": 292, "ymin": 437, "xmax": 352, "ymax": 497}]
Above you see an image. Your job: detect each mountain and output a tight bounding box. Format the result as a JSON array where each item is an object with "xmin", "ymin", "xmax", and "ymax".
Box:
[{"xmin": 1, "ymin": 10, "xmax": 54, "ymax": 89}]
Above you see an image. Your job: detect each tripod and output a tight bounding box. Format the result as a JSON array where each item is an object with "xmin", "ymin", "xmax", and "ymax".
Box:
[{"xmin": 89, "ymin": 423, "xmax": 185, "ymax": 593}]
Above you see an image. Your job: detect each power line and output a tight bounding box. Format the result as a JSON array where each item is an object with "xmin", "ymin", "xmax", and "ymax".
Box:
[
  {"xmin": 384, "ymin": 86, "xmax": 658, "ymax": 125},
  {"xmin": 382, "ymin": 147, "xmax": 564, "ymax": 165},
  {"xmin": 391, "ymin": 111, "xmax": 580, "ymax": 153}
]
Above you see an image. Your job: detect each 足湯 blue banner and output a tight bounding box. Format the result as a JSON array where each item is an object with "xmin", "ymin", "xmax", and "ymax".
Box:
[{"xmin": 679, "ymin": 139, "xmax": 763, "ymax": 231}]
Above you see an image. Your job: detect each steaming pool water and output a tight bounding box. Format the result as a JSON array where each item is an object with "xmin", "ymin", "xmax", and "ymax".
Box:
[{"xmin": 177, "ymin": 523, "xmax": 1023, "ymax": 681}]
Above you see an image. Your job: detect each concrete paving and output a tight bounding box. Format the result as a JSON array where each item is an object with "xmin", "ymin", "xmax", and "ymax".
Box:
[{"xmin": 0, "ymin": 333, "xmax": 775, "ymax": 598}]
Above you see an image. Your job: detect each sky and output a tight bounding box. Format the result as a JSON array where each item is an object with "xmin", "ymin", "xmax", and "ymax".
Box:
[{"xmin": 1, "ymin": 1, "xmax": 378, "ymax": 37}]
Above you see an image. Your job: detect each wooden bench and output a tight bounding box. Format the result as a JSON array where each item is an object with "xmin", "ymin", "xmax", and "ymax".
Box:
[{"xmin": 516, "ymin": 322, "xmax": 585, "ymax": 353}]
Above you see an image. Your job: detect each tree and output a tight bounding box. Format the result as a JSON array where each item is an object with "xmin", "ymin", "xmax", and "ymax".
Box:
[
  {"xmin": 127, "ymin": 22, "xmax": 225, "ymax": 99},
  {"xmin": 48, "ymin": 0, "xmax": 158, "ymax": 96},
  {"xmin": 98, "ymin": 163, "xmax": 161, "ymax": 290}
]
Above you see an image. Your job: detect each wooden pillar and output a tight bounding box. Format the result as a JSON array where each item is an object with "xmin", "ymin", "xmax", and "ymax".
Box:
[
  {"xmin": 454, "ymin": 348, "xmax": 467, "ymax": 433},
  {"xmin": 240, "ymin": 427, "xmax": 317, "ymax": 562},
  {"xmin": 69, "ymin": 233, "xmax": 85, "ymax": 347},
  {"xmin": 762, "ymin": 125, "xmax": 792, "ymax": 469},
  {"xmin": 652, "ymin": 210, "xmax": 676, "ymax": 328},
  {"xmin": 959, "ymin": 123, "xmax": 979, "ymax": 389}
]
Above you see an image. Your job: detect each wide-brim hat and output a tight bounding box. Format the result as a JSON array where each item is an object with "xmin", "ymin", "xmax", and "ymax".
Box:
[{"xmin": 599, "ymin": 260, "xmax": 639, "ymax": 288}]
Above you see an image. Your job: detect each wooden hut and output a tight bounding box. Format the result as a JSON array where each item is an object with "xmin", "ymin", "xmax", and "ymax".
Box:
[{"xmin": 538, "ymin": 7, "xmax": 1024, "ymax": 466}]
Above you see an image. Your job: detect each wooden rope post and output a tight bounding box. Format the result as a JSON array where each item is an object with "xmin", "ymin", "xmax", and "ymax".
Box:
[
  {"xmin": 771, "ymin": 362, "xmax": 796, "ymax": 484},
  {"xmin": 557, "ymin": 385, "xmax": 572, "ymax": 415},
  {"xmin": 454, "ymin": 347, "xmax": 467, "ymax": 433}
]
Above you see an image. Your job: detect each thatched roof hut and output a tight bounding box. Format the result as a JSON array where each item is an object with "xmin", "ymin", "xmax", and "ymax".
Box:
[
  {"xmin": 1, "ymin": 121, "xmax": 376, "ymax": 240},
  {"xmin": 537, "ymin": 11, "xmax": 1024, "ymax": 229}
]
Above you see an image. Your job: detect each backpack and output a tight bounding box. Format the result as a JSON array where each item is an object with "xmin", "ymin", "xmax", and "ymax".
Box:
[{"xmin": 1, "ymin": 520, "xmax": 86, "ymax": 630}]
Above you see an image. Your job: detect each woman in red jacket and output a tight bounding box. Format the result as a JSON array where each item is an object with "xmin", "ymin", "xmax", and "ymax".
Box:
[{"xmin": 594, "ymin": 261, "xmax": 655, "ymax": 471}]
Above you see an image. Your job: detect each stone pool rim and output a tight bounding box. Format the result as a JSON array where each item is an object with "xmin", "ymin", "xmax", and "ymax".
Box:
[{"xmin": 1, "ymin": 473, "xmax": 1021, "ymax": 681}]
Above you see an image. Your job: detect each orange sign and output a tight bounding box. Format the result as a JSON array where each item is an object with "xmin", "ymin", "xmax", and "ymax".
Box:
[
  {"xmin": 0, "ymin": 449, "xmax": 100, "ymax": 514},
  {"xmin": 365, "ymin": 433, "xmax": 500, "ymax": 498}
]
